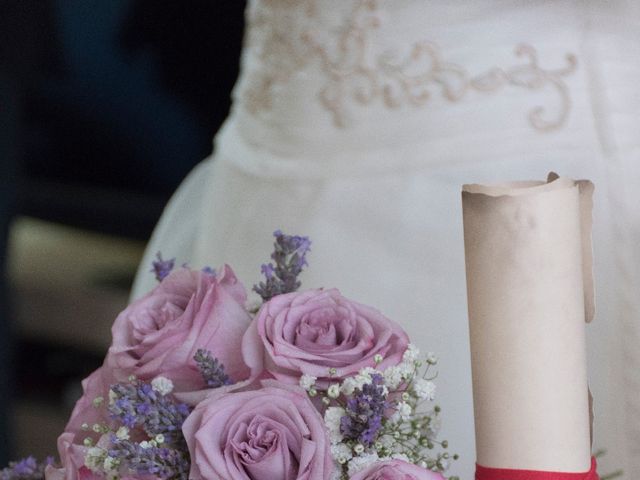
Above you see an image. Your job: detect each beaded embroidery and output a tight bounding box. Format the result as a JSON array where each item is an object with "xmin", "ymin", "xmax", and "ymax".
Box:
[{"xmin": 243, "ymin": 0, "xmax": 577, "ymax": 131}]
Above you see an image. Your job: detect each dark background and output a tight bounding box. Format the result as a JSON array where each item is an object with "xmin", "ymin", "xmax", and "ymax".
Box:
[{"xmin": 0, "ymin": 0, "xmax": 246, "ymax": 464}]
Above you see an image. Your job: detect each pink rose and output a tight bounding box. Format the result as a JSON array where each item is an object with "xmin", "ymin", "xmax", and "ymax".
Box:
[
  {"xmin": 55, "ymin": 265, "xmax": 253, "ymax": 476},
  {"xmin": 107, "ymin": 265, "xmax": 252, "ymax": 393},
  {"xmin": 182, "ymin": 380, "xmax": 334, "ymax": 480},
  {"xmin": 44, "ymin": 433, "xmax": 99, "ymax": 480},
  {"xmin": 45, "ymin": 430, "xmax": 160, "ymax": 480},
  {"xmin": 58, "ymin": 367, "xmax": 116, "ymax": 436},
  {"xmin": 243, "ymin": 289, "xmax": 409, "ymax": 386},
  {"xmin": 350, "ymin": 460, "xmax": 446, "ymax": 480},
  {"xmin": 51, "ymin": 368, "xmax": 132, "ymax": 480}
]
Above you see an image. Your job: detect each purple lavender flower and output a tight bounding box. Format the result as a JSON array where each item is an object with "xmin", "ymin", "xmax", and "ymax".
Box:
[
  {"xmin": 201, "ymin": 266, "xmax": 217, "ymax": 277},
  {"xmin": 151, "ymin": 252, "xmax": 175, "ymax": 282},
  {"xmin": 194, "ymin": 349, "xmax": 232, "ymax": 388},
  {"xmin": 108, "ymin": 380, "xmax": 191, "ymax": 445},
  {"xmin": 253, "ymin": 230, "xmax": 311, "ymax": 302},
  {"xmin": 340, "ymin": 374, "xmax": 388, "ymax": 446},
  {"xmin": 78, "ymin": 378, "xmax": 194, "ymax": 480},
  {"xmin": 1, "ymin": 457, "xmax": 53, "ymax": 480},
  {"xmin": 108, "ymin": 438, "xmax": 190, "ymax": 480},
  {"xmin": 261, "ymin": 263, "xmax": 275, "ymax": 280}
]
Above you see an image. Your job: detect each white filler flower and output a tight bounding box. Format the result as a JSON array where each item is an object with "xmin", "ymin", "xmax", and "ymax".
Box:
[
  {"xmin": 151, "ymin": 376, "xmax": 174, "ymax": 396},
  {"xmin": 413, "ymin": 379, "xmax": 437, "ymax": 401},
  {"xmin": 324, "ymin": 406, "xmax": 346, "ymax": 444},
  {"xmin": 299, "ymin": 374, "xmax": 317, "ymax": 391}
]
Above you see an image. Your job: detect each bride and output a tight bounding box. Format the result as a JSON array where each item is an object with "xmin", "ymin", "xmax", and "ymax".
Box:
[{"xmin": 132, "ymin": 1, "xmax": 639, "ymax": 478}]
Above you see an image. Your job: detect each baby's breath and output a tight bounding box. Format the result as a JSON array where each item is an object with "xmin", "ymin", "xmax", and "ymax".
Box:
[{"xmin": 304, "ymin": 346, "xmax": 457, "ymax": 479}]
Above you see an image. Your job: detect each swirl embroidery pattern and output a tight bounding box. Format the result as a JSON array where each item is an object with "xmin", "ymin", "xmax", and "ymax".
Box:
[{"xmin": 243, "ymin": 0, "xmax": 578, "ymax": 131}]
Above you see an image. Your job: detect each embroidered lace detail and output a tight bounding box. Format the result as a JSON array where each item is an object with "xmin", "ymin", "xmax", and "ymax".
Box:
[
  {"xmin": 242, "ymin": 0, "xmax": 318, "ymax": 113},
  {"xmin": 242, "ymin": 0, "xmax": 577, "ymax": 131}
]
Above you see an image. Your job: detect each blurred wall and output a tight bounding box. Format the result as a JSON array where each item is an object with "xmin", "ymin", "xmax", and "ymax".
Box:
[
  {"xmin": 0, "ymin": 72, "xmax": 17, "ymax": 466},
  {"xmin": 18, "ymin": 0, "xmax": 246, "ymax": 238},
  {"xmin": 0, "ymin": 0, "xmax": 246, "ymax": 463},
  {"xmin": 0, "ymin": 0, "xmax": 49, "ymax": 462}
]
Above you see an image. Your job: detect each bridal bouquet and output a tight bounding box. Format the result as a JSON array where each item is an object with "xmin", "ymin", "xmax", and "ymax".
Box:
[{"xmin": 3, "ymin": 231, "xmax": 457, "ymax": 480}]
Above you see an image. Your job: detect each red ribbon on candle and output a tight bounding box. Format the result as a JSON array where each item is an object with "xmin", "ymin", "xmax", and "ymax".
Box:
[{"xmin": 476, "ymin": 457, "xmax": 599, "ymax": 480}]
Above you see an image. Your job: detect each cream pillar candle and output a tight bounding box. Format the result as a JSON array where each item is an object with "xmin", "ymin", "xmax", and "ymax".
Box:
[{"xmin": 462, "ymin": 173, "xmax": 594, "ymax": 472}]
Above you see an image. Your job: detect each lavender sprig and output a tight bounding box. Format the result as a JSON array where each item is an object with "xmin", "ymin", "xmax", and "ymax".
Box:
[
  {"xmin": 340, "ymin": 374, "xmax": 388, "ymax": 446},
  {"xmin": 0, "ymin": 457, "xmax": 53, "ymax": 480},
  {"xmin": 108, "ymin": 437, "xmax": 190, "ymax": 480},
  {"xmin": 83, "ymin": 379, "xmax": 192, "ymax": 480},
  {"xmin": 201, "ymin": 266, "xmax": 216, "ymax": 277},
  {"xmin": 108, "ymin": 381, "xmax": 191, "ymax": 445},
  {"xmin": 253, "ymin": 230, "xmax": 311, "ymax": 302},
  {"xmin": 304, "ymin": 347, "xmax": 457, "ymax": 479},
  {"xmin": 194, "ymin": 349, "xmax": 233, "ymax": 388},
  {"xmin": 151, "ymin": 252, "xmax": 175, "ymax": 282}
]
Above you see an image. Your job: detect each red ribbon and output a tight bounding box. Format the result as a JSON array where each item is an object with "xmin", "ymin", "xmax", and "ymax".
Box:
[{"xmin": 476, "ymin": 457, "xmax": 599, "ymax": 480}]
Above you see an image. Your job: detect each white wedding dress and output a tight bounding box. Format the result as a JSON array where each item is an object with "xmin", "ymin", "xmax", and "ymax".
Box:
[{"xmin": 132, "ymin": 1, "xmax": 640, "ymax": 478}]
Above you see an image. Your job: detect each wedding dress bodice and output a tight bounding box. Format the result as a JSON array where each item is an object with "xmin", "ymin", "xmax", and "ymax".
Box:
[{"xmin": 224, "ymin": 0, "xmax": 591, "ymax": 178}]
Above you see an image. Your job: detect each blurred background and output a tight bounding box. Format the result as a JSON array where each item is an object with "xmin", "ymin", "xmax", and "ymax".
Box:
[{"xmin": 0, "ymin": 0, "xmax": 246, "ymax": 463}]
